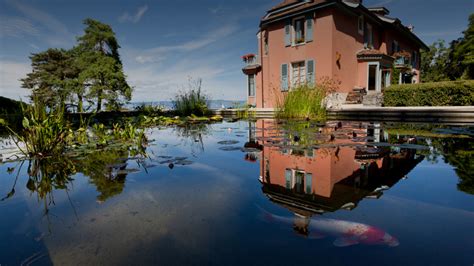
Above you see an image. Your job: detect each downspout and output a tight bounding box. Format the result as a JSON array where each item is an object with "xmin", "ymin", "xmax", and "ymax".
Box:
[{"xmin": 260, "ymin": 29, "xmax": 265, "ymax": 108}]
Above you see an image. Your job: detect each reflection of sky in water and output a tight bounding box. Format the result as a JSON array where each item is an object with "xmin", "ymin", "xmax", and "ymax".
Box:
[{"xmin": 0, "ymin": 120, "xmax": 473, "ymax": 265}]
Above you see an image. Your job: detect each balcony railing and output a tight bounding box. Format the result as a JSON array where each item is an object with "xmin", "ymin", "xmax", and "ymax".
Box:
[
  {"xmin": 394, "ymin": 56, "xmax": 411, "ymax": 68},
  {"xmin": 242, "ymin": 54, "xmax": 260, "ymax": 66}
]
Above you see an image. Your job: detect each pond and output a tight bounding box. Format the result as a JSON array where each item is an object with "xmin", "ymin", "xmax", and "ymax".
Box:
[{"xmin": 0, "ymin": 119, "xmax": 473, "ymax": 265}]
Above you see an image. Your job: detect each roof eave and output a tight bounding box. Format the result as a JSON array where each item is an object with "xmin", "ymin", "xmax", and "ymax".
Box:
[{"xmin": 260, "ymin": 1, "xmax": 336, "ymax": 28}]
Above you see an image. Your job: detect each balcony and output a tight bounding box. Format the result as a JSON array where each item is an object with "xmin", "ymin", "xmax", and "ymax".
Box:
[
  {"xmin": 242, "ymin": 54, "xmax": 261, "ymax": 75},
  {"xmin": 393, "ymin": 51, "xmax": 412, "ymax": 69}
]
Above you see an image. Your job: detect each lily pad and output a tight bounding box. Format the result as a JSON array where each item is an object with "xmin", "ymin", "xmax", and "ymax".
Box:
[
  {"xmin": 219, "ymin": 146, "xmax": 242, "ymax": 151},
  {"xmin": 217, "ymin": 140, "xmax": 240, "ymax": 145}
]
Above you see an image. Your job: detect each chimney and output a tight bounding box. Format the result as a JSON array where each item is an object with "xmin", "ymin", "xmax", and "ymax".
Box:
[{"xmin": 408, "ymin": 25, "xmax": 414, "ymax": 32}]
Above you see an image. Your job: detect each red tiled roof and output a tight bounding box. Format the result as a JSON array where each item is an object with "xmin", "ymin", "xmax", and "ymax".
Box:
[{"xmin": 357, "ymin": 49, "xmax": 385, "ymax": 56}]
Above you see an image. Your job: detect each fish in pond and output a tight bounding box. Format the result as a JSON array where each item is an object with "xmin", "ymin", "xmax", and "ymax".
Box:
[{"xmin": 259, "ymin": 208, "xmax": 399, "ymax": 247}]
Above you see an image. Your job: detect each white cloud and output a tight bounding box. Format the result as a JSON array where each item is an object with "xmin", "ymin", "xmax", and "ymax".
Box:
[
  {"xmin": 0, "ymin": 16, "xmax": 39, "ymax": 38},
  {"xmin": 0, "ymin": 60, "xmax": 30, "ymax": 100},
  {"xmin": 119, "ymin": 5, "xmax": 149, "ymax": 23},
  {"xmin": 132, "ymin": 24, "xmax": 239, "ymax": 64},
  {"xmin": 7, "ymin": 0, "xmax": 74, "ymax": 46},
  {"xmin": 29, "ymin": 43, "xmax": 40, "ymax": 50}
]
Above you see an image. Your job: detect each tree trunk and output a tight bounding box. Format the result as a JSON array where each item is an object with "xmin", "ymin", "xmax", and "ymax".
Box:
[{"xmin": 97, "ymin": 90, "xmax": 102, "ymax": 112}]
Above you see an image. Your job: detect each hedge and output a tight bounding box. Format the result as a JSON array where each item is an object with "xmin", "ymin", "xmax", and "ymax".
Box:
[{"xmin": 383, "ymin": 80, "xmax": 474, "ymax": 106}]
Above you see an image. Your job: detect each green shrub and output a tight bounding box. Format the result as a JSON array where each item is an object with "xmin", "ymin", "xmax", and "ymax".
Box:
[
  {"xmin": 275, "ymin": 84, "xmax": 327, "ymax": 120},
  {"xmin": 173, "ymin": 78, "xmax": 210, "ymax": 116},
  {"xmin": 384, "ymin": 80, "xmax": 474, "ymax": 106}
]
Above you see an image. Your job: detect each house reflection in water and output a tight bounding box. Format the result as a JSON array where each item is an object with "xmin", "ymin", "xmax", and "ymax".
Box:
[{"xmin": 246, "ymin": 120, "xmax": 424, "ymax": 216}]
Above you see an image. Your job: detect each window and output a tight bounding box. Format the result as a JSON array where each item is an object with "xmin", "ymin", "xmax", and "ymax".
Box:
[
  {"xmin": 392, "ymin": 40, "xmax": 400, "ymax": 54},
  {"xmin": 291, "ymin": 61, "xmax": 306, "ymax": 87},
  {"xmin": 248, "ymin": 74, "xmax": 255, "ymax": 97},
  {"xmin": 294, "ymin": 18, "xmax": 306, "ymax": 44},
  {"xmin": 412, "ymin": 51, "xmax": 418, "ymax": 68},
  {"xmin": 264, "ymin": 36, "xmax": 269, "ymax": 55},
  {"xmin": 364, "ymin": 24, "xmax": 373, "ymax": 48},
  {"xmin": 284, "ymin": 15, "xmax": 313, "ymax": 46},
  {"xmin": 358, "ymin": 16, "xmax": 364, "ymax": 35}
]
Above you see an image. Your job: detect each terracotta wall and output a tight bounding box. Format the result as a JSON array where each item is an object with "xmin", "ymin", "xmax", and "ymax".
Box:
[
  {"xmin": 252, "ymin": 6, "xmax": 424, "ymax": 107},
  {"xmin": 260, "ymin": 8, "xmax": 334, "ymax": 108},
  {"xmin": 332, "ymin": 9, "xmax": 366, "ymax": 92}
]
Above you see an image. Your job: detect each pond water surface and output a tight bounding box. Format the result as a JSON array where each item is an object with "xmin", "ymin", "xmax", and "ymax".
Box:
[{"xmin": 0, "ymin": 119, "xmax": 473, "ymax": 265}]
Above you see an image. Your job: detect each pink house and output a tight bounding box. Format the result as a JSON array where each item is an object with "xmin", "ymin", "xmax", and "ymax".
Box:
[{"xmin": 242, "ymin": 0, "xmax": 428, "ymax": 108}]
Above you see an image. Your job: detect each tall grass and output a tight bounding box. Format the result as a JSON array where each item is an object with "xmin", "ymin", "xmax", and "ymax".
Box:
[
  {"xmin": 172, "ymin": 78, "xmax": 210, "ymax": 116},
  {"xmin": 275, "ymin": 84, "xmax": 328, "ymax": 120}
]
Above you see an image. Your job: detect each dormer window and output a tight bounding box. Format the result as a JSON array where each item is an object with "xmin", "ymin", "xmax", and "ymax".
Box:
[
  {"xmin": 358, "ymin": 16, "xmax": 364, "ymax": 35},
  {"xmin": 294, "ymin": 17, "xmax": 306, "ymax": 44}
]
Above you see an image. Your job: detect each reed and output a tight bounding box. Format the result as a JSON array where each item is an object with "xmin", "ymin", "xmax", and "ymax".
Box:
[
  {"xmin": 172, "ymin": 78, "xmax": 210, "ymax": 116},
  {"xmin": 275, "ymin": 84, "xmax": 327, "ymax": 120}
]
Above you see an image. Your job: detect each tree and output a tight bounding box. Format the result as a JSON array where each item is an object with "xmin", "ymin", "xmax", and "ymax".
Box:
[
  {"xmin": 451, "ymin": 13, "xmax": 474, "ymax": 80},
  {"xmin": 420, "ymin": 40, "xmax": 451, "ymax": 82},
  {"xmin": 76, "ymin": 19, "xmax": 131, "ymax": 112},
  {"xmin": 21, "ymin": 48, "xmax": 78, "ymax": 109}
]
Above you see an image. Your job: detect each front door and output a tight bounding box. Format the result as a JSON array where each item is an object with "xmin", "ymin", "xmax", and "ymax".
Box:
[{"xmin": 367, "ymin": 63, "xmax": 381, "ymax": 92}]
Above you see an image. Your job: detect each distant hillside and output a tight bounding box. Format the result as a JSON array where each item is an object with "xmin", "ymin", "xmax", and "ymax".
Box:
[
  {"xmin": 0, "ymin": 97, "xmax": 27, "ymax": 133},
  {"xmin": 127, "ymin": 100, "xmax": 246, "ymax": 110},
  {"xmin": 0, "ymin": 96, "xmax": 26, "ymax": 115}
]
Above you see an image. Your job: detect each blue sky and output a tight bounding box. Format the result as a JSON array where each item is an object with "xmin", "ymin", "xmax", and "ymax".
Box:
[{"xmin": 0, "ymin": 0, "xmax": 473, "ymax": 102}]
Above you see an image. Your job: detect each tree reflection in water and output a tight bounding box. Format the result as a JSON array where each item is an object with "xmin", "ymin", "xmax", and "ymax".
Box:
[
  {"xmin": 173, "ymin": 123, "xmax": 210, "ymax": 157},
  {"xmin": 431, "ymin": 137, "xmax": 474, "ymax": 195},
  {"xmin": 1, "ymin": 143, "xmax": 148, "ymax": 220}
]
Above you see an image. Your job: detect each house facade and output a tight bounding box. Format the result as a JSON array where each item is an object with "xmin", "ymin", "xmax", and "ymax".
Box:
[{"xmin": 242, "ymin": 0, "xmax": 428, "ymax": 108}]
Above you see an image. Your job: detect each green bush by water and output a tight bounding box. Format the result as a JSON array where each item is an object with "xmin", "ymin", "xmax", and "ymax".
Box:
[
  {"xmin": 384, "ymin": 80, "xmax": 474, "ymax": 106},
  {"xmin": 276, "ymin": 84, "xmax": 327, "ymax": 120}
]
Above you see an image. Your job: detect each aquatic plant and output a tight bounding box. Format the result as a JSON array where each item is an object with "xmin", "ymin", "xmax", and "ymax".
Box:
[
  {"xmin": 172, "ymin": 78, "xmax": 210, "ymax": 116},
  {"xmin": 0, "ymin": 101, "xmax": 71, "ymax": 157},
  {"xmin": 275, "ymin": 84, "xmax": 328, "ymax": 120}
]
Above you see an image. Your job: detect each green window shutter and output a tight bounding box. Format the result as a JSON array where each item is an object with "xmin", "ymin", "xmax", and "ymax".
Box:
[
  {"xmin": 285, "ymin": 20, "xmax": 291, "ymax": 47},
  {"xmin": 285, "ymin": 169, "xmax": 292, "ymax": 189},
  {"xmin": 281, "ymin": 63, "xmax": 289, "ymax": 91},
  {"xmin": 306, "ymin": 59, "xmax": 315, "ymax": 85},
  {"xmin": 305, "ymin": 173, "xmax": 312, "ymax": 194},
  {"xmin": 306, "ymin": 14, "xmax": 313, "ymax": 42}
]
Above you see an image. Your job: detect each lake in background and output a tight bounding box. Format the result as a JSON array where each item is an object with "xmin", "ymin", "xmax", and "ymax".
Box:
[{"xmin": 0, "ymin": 119, "xmax": 473, "ymax": 265}]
